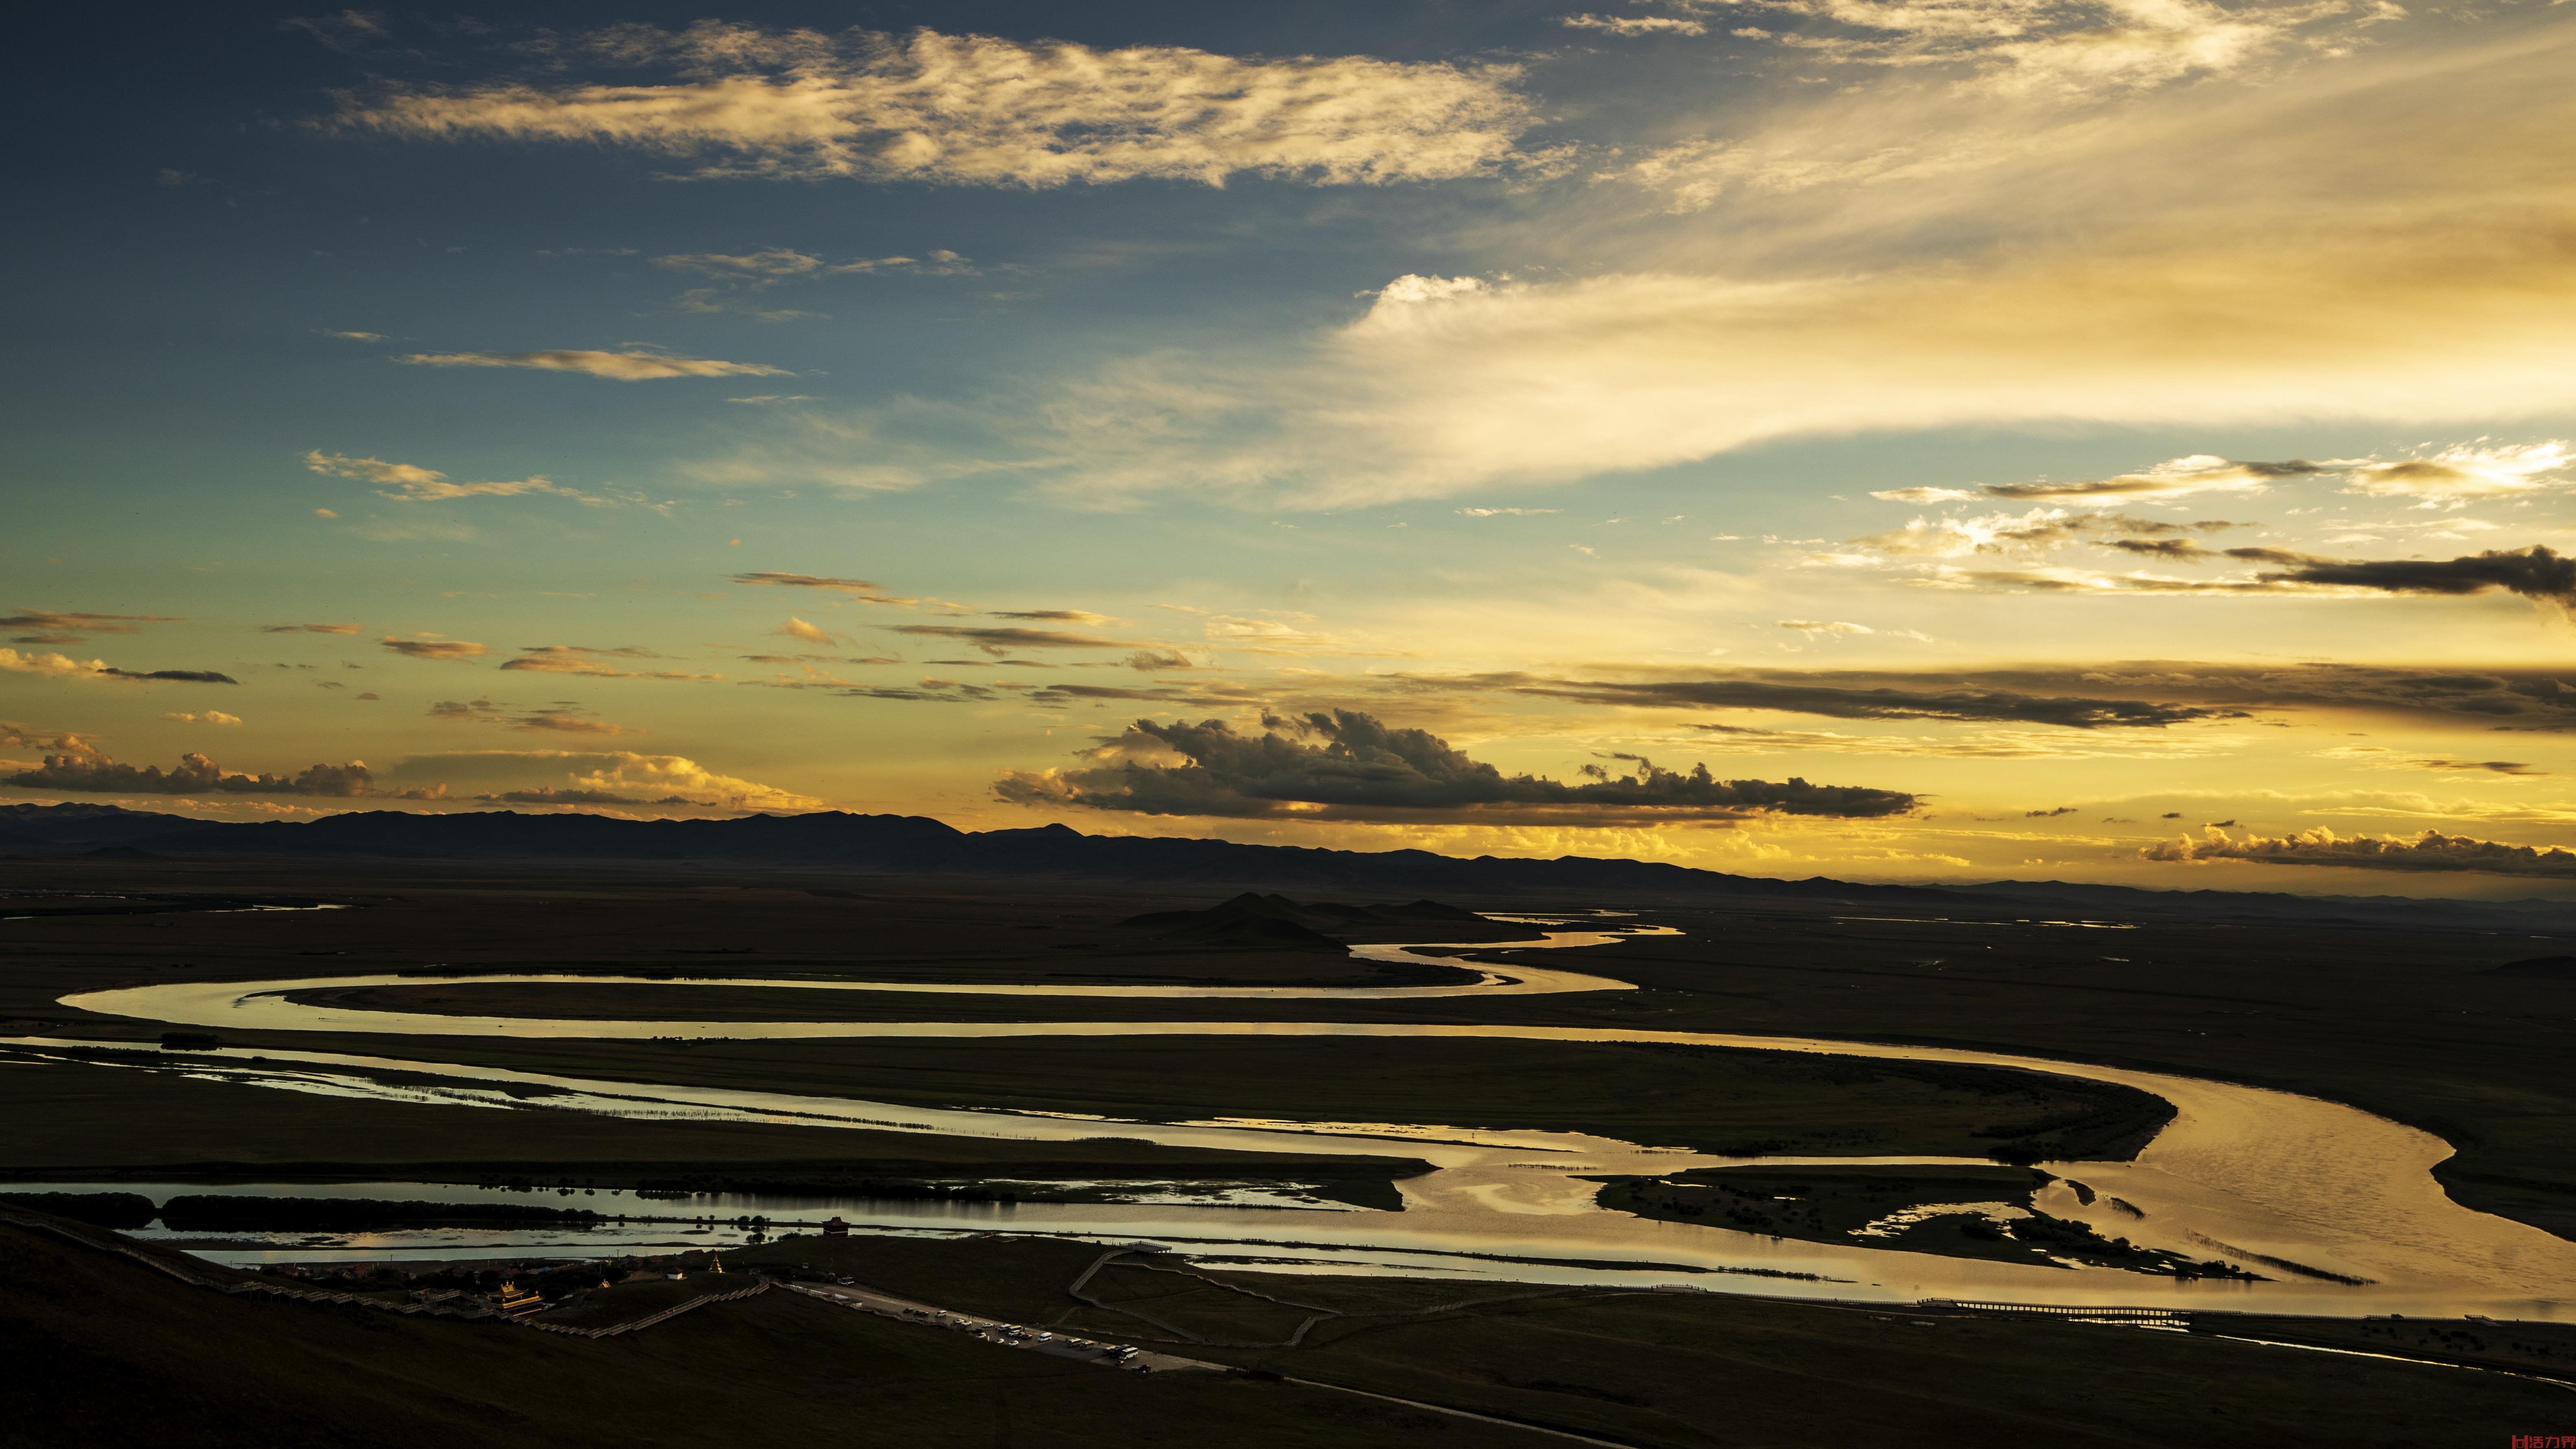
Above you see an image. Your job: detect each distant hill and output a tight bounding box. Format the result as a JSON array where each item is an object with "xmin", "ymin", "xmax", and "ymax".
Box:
[
  {"xmin": 1116, "ymin": 891, "xmax": 1494, "ymax": 952},
  {"xmin": 1118, "ymin": 893, "xmax": 1352, "ymax": 953},
  {"xmin": 2, "ymin": 802, "xmax": 2575, "ymax": 931},
  {"xmin": 2489, "ymin": 955, "xmax": 2576, "ymax": 978},
  {"xmin": 0, "ymin": 802, "xmax": 205, "ymax": 848}
]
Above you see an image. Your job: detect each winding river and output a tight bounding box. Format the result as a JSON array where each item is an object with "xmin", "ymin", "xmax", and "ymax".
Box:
[{"xmin": 26, "ymin": 922, "xmax": 2576, "ymax": 1319}]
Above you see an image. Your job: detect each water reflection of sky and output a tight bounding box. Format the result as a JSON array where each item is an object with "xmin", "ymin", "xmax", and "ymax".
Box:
[{"xmin": 24, "ymin": 921, "xmax": 2576, "ymax": 1319}]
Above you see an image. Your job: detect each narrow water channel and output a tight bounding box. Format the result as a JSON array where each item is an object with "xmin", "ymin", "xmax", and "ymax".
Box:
[{"xmin": 32, "ymin": 923, "xmax": 2576, "ymax": 1318}]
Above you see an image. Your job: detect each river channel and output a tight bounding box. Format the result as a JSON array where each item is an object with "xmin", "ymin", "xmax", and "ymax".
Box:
[{"xmin": 27, "ymin": 921, "xmax": 2576, "ymax": 1319}]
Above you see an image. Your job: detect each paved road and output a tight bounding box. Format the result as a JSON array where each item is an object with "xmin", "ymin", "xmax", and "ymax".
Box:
[
  {"xmin": 784, "ymin": 1280, "xmax": 1219, "ymax": 1373},
  {"xmin": 784, "ymin": 1278, "xmax": 1636, "ymax": 1445}
]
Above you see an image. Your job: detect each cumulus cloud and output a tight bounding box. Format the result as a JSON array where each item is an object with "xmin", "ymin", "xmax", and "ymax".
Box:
[
  {"xmin": 0, "ymin": 648, "xmax": 237, "ymax": 685},
  {"xmin": 779, "ymin": 617, "xmax": 837, "ymax": 645},
  {"xmin": 994, "ymin": 709, "xmax": 1917, "ymax": 823},
  {"xmin": 7, "ymin": 751, "xmax": 380, "ymax": 797},
  {"xmin": 331, "ymin": 23, "xmax": 1537, "ymax": 188},
  {"xmin": 498, "ymin": 646, "xmax": 720, "ymax": 681},
  {"xmin": 0, "ymin": 723, "xmax": 99, "ymax": 760},
  {"xmin": 164, "ymin": 711, "xmax": 242, "ymax": 726},
  {"xmin": 379, "ymin": 637, "xmax": 492, "ymax": 661},
  {"xmin": 258, "ymin": 622, "xmax": 364, "ymax": 634},
  {"xmin": 393, "ymin": 349, "xmax": 788, "ymax": 380},
  {"xmin": 0, "ymin": 608, "xmax": 183, "ymax": 645},
  {"xmin": 2144, "ymin": 825, "xmax": 2576, "ymax": 878}
]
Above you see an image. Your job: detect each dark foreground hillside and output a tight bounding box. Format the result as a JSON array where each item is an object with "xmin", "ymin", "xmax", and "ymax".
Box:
[{"xmin": 2, "ymin": 1219, "xmax": 2560, "ymax": 1449}]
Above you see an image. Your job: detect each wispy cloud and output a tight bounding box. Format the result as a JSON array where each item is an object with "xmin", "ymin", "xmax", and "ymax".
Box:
[
  {"xmin": 1916, "ymin": 544, "xmax": 2576, "ymax": 606},
  {"xmin": 1952, "ymin": 444, "xmax": 2570, "ymax": 505},
  {"xmin": 430, "ymin": 698, "xmax": 639, "ymax": 735},
  {"xmin": 890, "ymin": 624, "xmax": 1126, "ymax": 656},
  {"xmin": 307, "ymin": 450, "xmax": 625, "ymax": 506},
  {"xmin": 1714, "ymin": 0, "xmax": 2387, "ymax": 96},
  {"xmin": 498, "ymin": 646, "xmax": 720, "ymax": 681},
  {"xmin": 990, "ymin": 609, "xmax": 1112, "ymax": 624},
  {"xmin": 0, "ymin": 608, "xmax": 183, "ymax": 645},
  {"xmin": 729, "ymin": 571, "xmax": 919, "ymax": 604},
  {"xmin": 378, "ymin": 637, "xmax": 491, "ymax": 661},
  {"xmin": 1007, "ymin": 28, "xmax": 2576, "ymax": 508},
  {"xmin": 389, "ymin": 747, "xmax": 818, "ymax": 811},
  {"xmin": 1849, "ymin": 508, "xmax": 2244, "ymax": 558},
  {"xmin": 1563, "ymin": 14, "xmax": 1708, "ymax": 36},
  {"xmin": 331, "ymin": 24, "xmax": 1538, "ymax": 188},
  {"xmin": 393, "ymin": 348, "xmax": 788, "ymax": 380}
]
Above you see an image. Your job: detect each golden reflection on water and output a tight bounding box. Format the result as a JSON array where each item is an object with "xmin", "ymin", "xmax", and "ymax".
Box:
[{"xmin": 49, "ymin": 924, "xmax": 2576, "ymax": 1321}]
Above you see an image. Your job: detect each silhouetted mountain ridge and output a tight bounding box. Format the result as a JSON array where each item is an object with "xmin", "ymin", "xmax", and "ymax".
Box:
[{"xmin": 2, "ymin": 804, "xmax": 2574, "ymax": 930}]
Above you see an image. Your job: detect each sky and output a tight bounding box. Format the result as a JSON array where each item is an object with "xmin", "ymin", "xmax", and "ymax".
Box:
[{"xmin": 7, "ymin": 0, "xmax": 2576, "ymax": 894}]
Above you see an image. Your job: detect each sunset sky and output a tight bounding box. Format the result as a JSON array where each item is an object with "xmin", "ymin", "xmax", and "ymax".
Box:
[{"xmin": 9, "ymin": 0, "xmax": 2576, "ymax": 893}]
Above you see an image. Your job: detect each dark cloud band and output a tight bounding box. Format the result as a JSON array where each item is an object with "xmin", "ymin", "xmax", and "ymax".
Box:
[{"xmin": 995, "ymin": 708, "xmax": 1917, "ymax": 822}]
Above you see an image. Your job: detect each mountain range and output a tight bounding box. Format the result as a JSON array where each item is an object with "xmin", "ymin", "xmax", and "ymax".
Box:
[{"xmin": 4, "ymin": 801, "xmax": 2572, "ymax": 933}]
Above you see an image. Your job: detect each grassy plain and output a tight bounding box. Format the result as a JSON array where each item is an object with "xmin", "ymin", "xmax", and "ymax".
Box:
[
  {"xmin": 7, "ymin": 1196, "xmax": 2566, "ymax": 1447},
  {"xmin": 0, "ymin": 1054, "xmax": 1428, "ymax": 1187},
  {"xmin": 1592, "ymin": 1164, "xmax": 2254, "ymax": 1276},
  {"xmin": 19, "ymin": 1214, "xmax": 2548, "ymax": 1449},
  {"xmin": 1471, "ymin": 909, "xmax": 2576, "ymax": 1235},
  {"xmin": 3, "ymin": 859, "xmax": 2568, "ymax": 1235},
  {"xmin": 0, "ymin": 1223, "xmax": 1482, "ymax": 1449}
]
